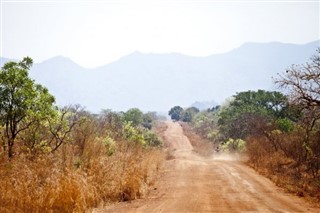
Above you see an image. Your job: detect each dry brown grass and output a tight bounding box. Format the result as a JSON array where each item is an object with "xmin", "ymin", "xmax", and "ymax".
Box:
[
  {"xmin": 152, "ymin": 121, "xmax": 176, "ymax": 160},
  {"xmin": 180, "ymin": 122, "xmax": 215, "ymax": 157},
  {"xmin": 152, "ymin": 121, "xmax": 168, "ymax": 143},
  {"xmin": 246, "ymin": 135, "xmax": 320, "ymax": 205},
  {"xmin": 0, "ymin": 139, "xmax": 164, "ymax": 213}
]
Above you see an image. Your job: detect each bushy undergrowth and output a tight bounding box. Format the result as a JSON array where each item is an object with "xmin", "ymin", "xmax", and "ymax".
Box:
[
  {"xmin": 0, "ymin": 105, "xmax": 165, "ymax": 212},
  {"xmin": 246, "ymin": 129, "xmax": 320, "ymax": 202},
  {"xmin": 0, "ymin": 140, "xmax": 164, "ymax": 213},
  {"xmin": 152, "ymin": 122, "xmax": 168, "ymax": 145},
  {"xmin": 221, "ymin": 138, "xmax": 246, "ymax": 153}
]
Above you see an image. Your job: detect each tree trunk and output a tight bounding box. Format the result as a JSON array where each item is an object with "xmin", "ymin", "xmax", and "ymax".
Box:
[
  {"xmin": 8, "ymin": 139, "xmax": 14, "ymax": 158},
  {"xmin": 7, "ymin": 136, "xmax": 15, "ymax": 159}
]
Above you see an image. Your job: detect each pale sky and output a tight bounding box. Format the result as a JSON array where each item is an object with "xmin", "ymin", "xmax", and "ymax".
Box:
[{"xmin": 1, "ymin": 0, "xmax": 319, "ymax": 68}]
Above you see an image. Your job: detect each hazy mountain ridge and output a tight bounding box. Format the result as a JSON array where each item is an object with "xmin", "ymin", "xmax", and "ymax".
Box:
[
  {"xmin": 191, "ymin": 100, "xmax": 218, "ymax": 111},
  {"xmin": 1, "ymin": 40, "xmax": 319, "ymax": 112}
]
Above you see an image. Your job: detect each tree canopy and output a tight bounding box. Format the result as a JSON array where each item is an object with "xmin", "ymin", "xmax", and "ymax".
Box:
[
  {"xmin": 168, "ymin": 106, "xmax": 183, "ymax": 121},
  {"xmin": 218, "ymin": 90, "xmax": 288, "ymax": 139},
  {"xmin": 123, "ymin": 108, "xmax": 143, "ymax": 127},
  {"xmin": 181, "ymin": 107, "xmax": 200, "ymax": 122},
  {"xmin": 0, "ymin": 57, "xmax": 55, "ymax": 158}
]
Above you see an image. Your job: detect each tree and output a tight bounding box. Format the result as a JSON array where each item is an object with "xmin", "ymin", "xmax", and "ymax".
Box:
[
  {"xmin": 218, "ymin": 90, "xmax": 288, "ymax": 139},
  {"xmin": 192, "ymin": 110, "xmax": 219, "ymax": 142},
  {"xmin": 0, "ymin": 57, "xmax": 55, "ymax": 158},
  {"xmin": 274, "ymin": 49, "xmax": 320, "ymax": 175},
  {"xmin": 142, "ymin": 112, "xmax": 154, "ymax": 129},
  {"xmin": 123, "ymin": 108, "xmax": 143, "ymax": 127},
  {"xmin": 48, "ymin": 106, "xmax": 81, "ymax": 153},
  {"xmin": 275, "ymin": 48, "xmax": 320, "ymax": 109},
  {"xmin": 168, "ymin": 106, "xmax": 183, "ymax": 121},
  {"xmin": 181, "ymin": 111, "xmax": 192, "ymax": 122},
  {"xmin": 181, "ymin": 107, "xmax": 199, "ymax": 122},
  {"xmin": 275, "ymin": 48, "xmax": 320, "ymax": 132},
  {"xmin": 99, "ymin": 109, "xmax": 124, "ymax": 139}
]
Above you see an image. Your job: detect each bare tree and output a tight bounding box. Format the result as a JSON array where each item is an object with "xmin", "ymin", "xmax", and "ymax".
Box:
[
  {"xmin": 275, "ymin": 48, "xmax": 320, "ymax": 109},
  {"xmin": 275, "ymin": 48, "xmax": 320, "ymax": 132},
  {"xmin": 275, "ymin": 48, "xmax": 320, "ymax": 178},
  {"xmin": 48, "ymin": 105, "xmax": 81, "ymax": 152}
]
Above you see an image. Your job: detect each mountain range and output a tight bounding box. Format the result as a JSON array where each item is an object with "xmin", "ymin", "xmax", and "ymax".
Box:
[{"xmin": 1, "ymin": 40, "xmax": 319, "ymax": 112}]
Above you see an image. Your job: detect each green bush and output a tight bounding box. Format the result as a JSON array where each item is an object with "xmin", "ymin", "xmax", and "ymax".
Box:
[
  {"xmin": 221, "ymin": 138, "xmax": 246, "ymax": 152},
  {"xmin": 276, "ymin": 118, "xmax": 294, "ymax": 133}
]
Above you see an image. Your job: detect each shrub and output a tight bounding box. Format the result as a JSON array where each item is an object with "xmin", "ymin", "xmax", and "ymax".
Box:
[{"xmin": 221, "ymin": 138, "xmax": 246, "ymax": 153}]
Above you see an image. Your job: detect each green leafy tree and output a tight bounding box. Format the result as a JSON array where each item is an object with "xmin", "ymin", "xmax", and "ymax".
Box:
[
  {"xmin": 168, "ymin": 106, "xmax": 183, "ymax": 121},
  {"xmin": 181, "ymin": 111, "xmax": 192, "ymax": 122},
  {"xmin": 218, "ymin": 90, "xmax": 288, "ymax": 139},
  {"xmin": 0, "ymin": 57, "xmax": 55, "ymax": 158},
  {"xmin": 192, "ymin": 110, "xmax": 219, "ymax": 142},
  {"xmin": 181, "ymin": 107, "xmax": 199, "ymax": 122},
  {"xmin": 123, "ymin": 108, "xmax": 143, "ymax": 127},
  {"xmin": 142, "ymin": 113, "xmax": 153, "ymax": 129}
]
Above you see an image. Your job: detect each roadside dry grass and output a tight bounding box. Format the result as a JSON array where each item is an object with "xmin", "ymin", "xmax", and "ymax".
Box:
[
  {"xmin": 152, "ymin": 121, "xmax": 168, "ymax": 144},
  {"xmin": 246, "ymin": 136, "xmax": 320, "ymax": 205},
  {"xmin": 0, "ymin": 139, "xmax": 164, "ymax": 213},
  {"xmin": 152, "ymin": 121, "xmax": 176, "ymax": 160},
  {"xmin": 180, "ymin": 122, "xmax": 215, "ymax": 157}
]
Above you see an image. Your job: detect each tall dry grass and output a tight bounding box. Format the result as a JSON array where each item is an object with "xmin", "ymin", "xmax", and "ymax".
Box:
[
  {"xmin": 246, "ymin": 133, "xmax": 320, "ymax": 204},
  {"xmin": 0, "ymin": 139, "xmax": 164, "ymax": 213},
  {"xmin": 152, "ymin": 121, "xmax": 168, "ymax": 143},
  {"xmin": 180, "ymin": 122, "xmax": 215, "ymax": 157}
]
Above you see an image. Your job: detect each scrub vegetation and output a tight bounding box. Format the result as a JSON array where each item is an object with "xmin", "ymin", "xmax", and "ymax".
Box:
[{"xmin": 0, "ymin": 58, "xmax": 164, "ymax": 212}]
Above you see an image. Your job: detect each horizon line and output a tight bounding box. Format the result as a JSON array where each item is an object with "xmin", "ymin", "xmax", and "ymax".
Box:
[{"xmin": 1, "ymin": 39, "xmax": 319, "ymax": 69}]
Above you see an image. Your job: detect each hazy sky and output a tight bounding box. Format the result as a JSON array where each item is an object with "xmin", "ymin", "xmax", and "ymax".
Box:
[{"xmin": 1, "ymin": 0, "xmax": 319, "ymax": 68}]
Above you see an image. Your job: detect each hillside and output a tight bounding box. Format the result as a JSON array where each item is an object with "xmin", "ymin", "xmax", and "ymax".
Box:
[{"xmin": 1, "ymin": 40, "xmax": 319, "ymax": 112}]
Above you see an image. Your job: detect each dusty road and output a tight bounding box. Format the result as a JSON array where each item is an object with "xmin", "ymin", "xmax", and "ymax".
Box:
[{"xmin": 101, "ymin": 121, "xmax": 319, "ymax": 213}]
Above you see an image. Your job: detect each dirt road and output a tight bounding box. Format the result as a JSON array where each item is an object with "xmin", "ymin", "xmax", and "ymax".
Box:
[{"xmin": 101, "ymin": 121, "xmax": 319, "ymax": 213}]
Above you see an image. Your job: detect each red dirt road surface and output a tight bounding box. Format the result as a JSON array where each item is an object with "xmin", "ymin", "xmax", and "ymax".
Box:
[{"xmin": 98, "ymin": 121, "xmax": 319, "ymax": 213}]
